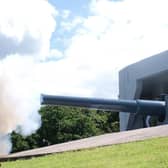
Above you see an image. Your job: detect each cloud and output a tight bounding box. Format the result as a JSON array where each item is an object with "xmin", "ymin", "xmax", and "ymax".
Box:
[
  {"xmin": 45, "ymin": 49, "xmax": 64, "ymax": 61},
  {"xmin": 40, "ymin": 0, "xmax": 168, "ymax": 100},
  {"xmin": 0, "ymin": 0, "xmax": 57, "ymax": 60},
  {"xmin": 0, "ymin": 32, "xmax": 41, "ymax": 58},
  {"xmin": 61, "ymin": 9, "xmax": 71, "ymax": 19},
  {"xmin": 60, "ymin": 16, "xmax": 84, "ymax": 32}
]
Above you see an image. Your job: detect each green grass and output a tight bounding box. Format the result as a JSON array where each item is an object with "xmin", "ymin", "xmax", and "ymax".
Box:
[{"xmin": 2, "ymin": 137, "xmax": 168, "ymax": 168}]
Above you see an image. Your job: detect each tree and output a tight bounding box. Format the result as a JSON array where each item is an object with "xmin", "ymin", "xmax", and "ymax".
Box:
[
  {"xmin": 38, "ymin": 106, "xmax": 106, "ymax": 145},
  {"xmin": 11, "ymin": 105, "xmax": 119, "ymax": 152},
  {"xmin": 11, "ymin": 132, "xmax": 40, "ymax": 153}
]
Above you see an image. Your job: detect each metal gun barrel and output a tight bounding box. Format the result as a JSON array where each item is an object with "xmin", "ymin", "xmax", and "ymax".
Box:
[{"xmin": 41, "ymin": 94, "xmax": 166, "ymax": 120}]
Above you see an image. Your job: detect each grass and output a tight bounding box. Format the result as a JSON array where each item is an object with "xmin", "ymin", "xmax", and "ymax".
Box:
[{"xmin": 2, "ymin": 137, "xmax": 168, "ymax": 168}]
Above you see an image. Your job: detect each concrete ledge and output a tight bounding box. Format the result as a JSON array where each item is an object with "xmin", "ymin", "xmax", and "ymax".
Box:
[{"xmin": 1, "ymin": 125, "xmax": 168, "ymax": 161}]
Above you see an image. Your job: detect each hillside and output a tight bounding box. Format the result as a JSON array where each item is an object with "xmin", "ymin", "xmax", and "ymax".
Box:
[
  {"xmin": 1, "ymin": 125, "xmax": 168, "ymax": 161},
  {"xmin": 2, "ymin": 136, "xmax": 168, "ymax": 168}
]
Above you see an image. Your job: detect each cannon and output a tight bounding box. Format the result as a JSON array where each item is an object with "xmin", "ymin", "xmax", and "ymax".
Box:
[{"xmin": 41, "ymin": 94, "xmax": 168, "ymax": 130}]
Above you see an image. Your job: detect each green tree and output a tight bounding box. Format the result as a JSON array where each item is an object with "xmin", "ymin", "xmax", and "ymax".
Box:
[
  {"xmin": 11, "ymin": 132, "xmax": 40, "ymax": 153},
  {"xmin": 38, "ymin": 106, "xmax": 105, "ymax": 145},
  {"xmin": 11, "ymin": 105, "xmax": 119, "ymax": 152}
]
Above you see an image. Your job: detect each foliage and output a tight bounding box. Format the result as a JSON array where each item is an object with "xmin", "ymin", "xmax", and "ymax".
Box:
[
  {"xmin": 38, "ymin": 106, "xmax": 103, "ymax": 145},
  {"xmin": 4, "ymin": 137, "xmax": 168, "ymax": 168},
  {"xmin": 11, "ymin": 132, "xmax": 40, "ymax": 153},
  {"xmin": 11, "ymin": 106, "xmax": 119, "ymax": 152}
]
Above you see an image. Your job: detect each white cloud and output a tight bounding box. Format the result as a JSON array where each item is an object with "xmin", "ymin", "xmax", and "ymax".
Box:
[
  {"xmin": 61, "ymin": 9, "xmax": 71, "ymax": 19},
  {"xmin": 45, "ymin": 49, "xmax": 64, "ymax": 61},
  {"xmin": 40, "ymin": 0, "xmax": 168, "ymax": 100},
  {"xmin": 0, "ymin": 0, "xmax": 57, "ymax": 59},
  {"xmin": 87, "ymin": 0, "xmax": 168, "ymax": 64},
  {"xmin": 60, "ymin": 16, "xmax": 84, "ymax": 32}
]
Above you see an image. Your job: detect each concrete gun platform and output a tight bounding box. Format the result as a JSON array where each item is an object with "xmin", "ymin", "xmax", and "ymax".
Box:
[{"xmin": 1, "ymin": 125, "xmax": 168, "ymax": 161}]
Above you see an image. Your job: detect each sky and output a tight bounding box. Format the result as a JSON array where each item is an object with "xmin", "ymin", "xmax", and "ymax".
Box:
[
  {"xmin": 43, "ymin": 0, "xmax": 168, "ymax": 98},
  {"xmin": 0, "ymin": 0, "xmax": 168, "ymax": 154}
]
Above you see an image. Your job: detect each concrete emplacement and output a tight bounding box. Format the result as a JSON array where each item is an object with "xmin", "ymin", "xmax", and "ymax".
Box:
[{"xmin": 119, "ymin": 50, "xmax": 168, "ymax": 131}]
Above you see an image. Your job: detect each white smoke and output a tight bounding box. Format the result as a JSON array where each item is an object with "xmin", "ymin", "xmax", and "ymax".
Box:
[
  {"xmin": 0, "ymin": 0, "xmax": 57, "ymax": 154},
  {"xmin": 0, "ymin": 135, "xmax": 11, "ymax": 155}
]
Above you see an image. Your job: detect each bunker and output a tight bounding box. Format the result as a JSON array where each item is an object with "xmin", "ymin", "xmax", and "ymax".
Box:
[
  {"xmin": 41, "ymin": 50, "xmax": 168, "ymax": 131},
  {"xmin": 119, "ymin": 50, "xmax": 168, "ymax": 131}
]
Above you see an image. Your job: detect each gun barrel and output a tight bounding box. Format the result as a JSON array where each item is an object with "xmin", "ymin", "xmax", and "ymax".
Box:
[{"xmin": 41, "ymin": 94, "xmax": 166, "ymax": 119}]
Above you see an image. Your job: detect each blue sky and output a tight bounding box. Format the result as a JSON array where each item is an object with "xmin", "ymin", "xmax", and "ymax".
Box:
[
  {"xmin": 49, "ymin": 0, "xmax": 90, "ymax": 16},
  {"xmin": 49, "ymin": 0, "xmax": 90, "ymax": 51}
]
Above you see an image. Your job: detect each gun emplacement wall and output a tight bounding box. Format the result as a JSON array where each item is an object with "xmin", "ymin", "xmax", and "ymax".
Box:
[
  {"xmin": 119, "ymin": 50, "xmax": 168, "ymax": 131},
  {"xmin": 41, "ymin": 51, "xmax": 168, "ymax": 132}
]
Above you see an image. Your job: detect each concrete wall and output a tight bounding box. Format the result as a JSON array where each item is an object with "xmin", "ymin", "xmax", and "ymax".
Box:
[{"xmin": 119, "ymin": 50, "xmax": 168, "ymax": 131}]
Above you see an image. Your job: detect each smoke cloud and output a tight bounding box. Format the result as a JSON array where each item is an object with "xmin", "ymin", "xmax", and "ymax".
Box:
[
  {"xmin": 0, "ymin": 0, "xmax": 57, "ymax": 154},
  {"xmin": 0, "ymin": 135, "xmax": 11, "ymax": 155}
]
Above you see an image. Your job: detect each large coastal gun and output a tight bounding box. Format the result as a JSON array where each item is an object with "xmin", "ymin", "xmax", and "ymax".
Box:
[{"xmin": 41, "ymin": 94, "xmax": 168, "ymax": 130}]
